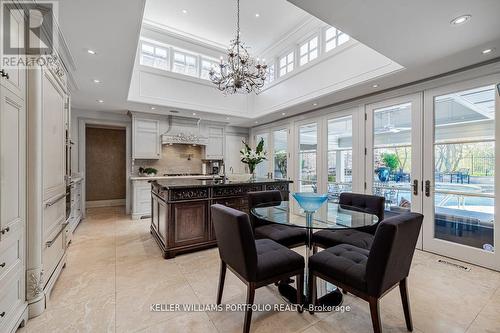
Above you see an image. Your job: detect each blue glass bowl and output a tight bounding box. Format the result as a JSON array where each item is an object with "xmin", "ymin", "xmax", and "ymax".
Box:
[{"xmin": 292, "ymin": 192, "xmax": 328, "ymax": 212}]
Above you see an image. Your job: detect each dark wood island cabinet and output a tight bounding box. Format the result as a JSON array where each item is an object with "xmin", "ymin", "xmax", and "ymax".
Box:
[{"xmin": 150, "ymin": 178, "xmax": 291, "ymax": 259}]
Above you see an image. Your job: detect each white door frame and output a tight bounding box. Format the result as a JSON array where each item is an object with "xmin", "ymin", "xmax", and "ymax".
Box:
[
  {"xmin": 78, "ymin": 118, "xmax": 132, "ymax": 215},
  {"xmin": 365, "ymin": 93, "xmax": 424, "ymax": 248},
  {"xmin": 422, "ymin": 74, "xmax": 500, "ymax": 270}
]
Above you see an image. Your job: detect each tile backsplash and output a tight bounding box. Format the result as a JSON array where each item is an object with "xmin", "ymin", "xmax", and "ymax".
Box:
[{"xmin": 133, "ymin": 144, "xmax": 204, "ymax": 175}]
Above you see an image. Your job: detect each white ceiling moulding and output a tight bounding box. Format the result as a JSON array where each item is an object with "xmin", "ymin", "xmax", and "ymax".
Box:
[{"xmin": 142, "ymin": 20, "xmax": 227, "ymax": 52}]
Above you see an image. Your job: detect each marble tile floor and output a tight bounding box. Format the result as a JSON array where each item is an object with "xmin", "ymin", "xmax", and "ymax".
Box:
[{"xmin": 18, "ymin": 206, "xmax": 500, "ymax": 333}]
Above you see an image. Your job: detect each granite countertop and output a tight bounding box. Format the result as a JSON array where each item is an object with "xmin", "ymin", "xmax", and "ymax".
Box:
[
  {"xmin": 130, "ymin": 175, "xmax": 222, "ymax": 181},
  {"xmin": 152, "ymin": 178, "xmax": 292, "ymax": 189}
]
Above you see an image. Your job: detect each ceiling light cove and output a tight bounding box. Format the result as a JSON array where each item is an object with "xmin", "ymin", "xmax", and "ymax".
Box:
[{"xmin": 450, "ymin": 15, "xmax": 471, "ymax": 25}]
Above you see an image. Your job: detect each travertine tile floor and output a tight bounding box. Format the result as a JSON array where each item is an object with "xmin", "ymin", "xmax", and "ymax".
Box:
[{"xmin": 19, "ymin": 206, "xmax": 500, "ymax": 333}]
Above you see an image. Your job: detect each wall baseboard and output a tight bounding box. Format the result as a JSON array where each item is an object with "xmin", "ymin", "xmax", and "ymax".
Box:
[{"xmin": 86, "ymin": 199, "xmax": 125, "ymax": 208}]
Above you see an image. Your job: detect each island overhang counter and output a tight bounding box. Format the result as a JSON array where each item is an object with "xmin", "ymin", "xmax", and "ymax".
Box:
[{"xmin": 150, "ymin": 178, "xmax": 292, "ymax": 259}]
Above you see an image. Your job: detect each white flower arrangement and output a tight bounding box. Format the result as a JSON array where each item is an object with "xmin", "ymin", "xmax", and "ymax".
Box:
[{"xmin": 240, "ymin": 138, "xmax": 267, "ymax": 174}]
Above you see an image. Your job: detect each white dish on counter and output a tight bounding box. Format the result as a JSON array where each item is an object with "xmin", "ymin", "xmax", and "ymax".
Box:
[{"xmin": 226, "ymin": 173, "xmax": 253, "ymax": 182}]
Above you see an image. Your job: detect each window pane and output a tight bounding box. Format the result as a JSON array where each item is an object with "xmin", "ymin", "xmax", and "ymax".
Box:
[
  {"xmin": 300, "ymin": 43, "xmax": 308, "ymax": 56},
  {"xmin": 325, "ymin": 27, "xmax": 337, "ymax": 41},
  {"xmin": 280, "ymin": 67, "xmax": 287, "ymax": 76},
  {"xmin": 310, "ymin": 49, "xmax": 318, "ymax": 61},
  {"xmin": 142, "ymin": 43, "xmax": 154, "ymax": 55},
  {"xmin": 309, "ymin": 37, "xmax": 318, "ymax": 49},
  {"xmin": 266, "ymin": 64, "xmax": 275, "ymax": 83},
  {"xmin": 325, "ymin": 40, "xmax": 336, "ymax": 52},
  {"xmin": 338, "ymin": 33, "xmax": 350, "ymax": 45},
  {"xmin": 280, "ymin": 56, "xmax": 286, "ymax": 67},
  {"xmin": 287, "ymin": 63, "xmax": 294, "ymax": 72},
  {"xmin": 300, "ymin": 55, "xmax": 308, "ymax": 66},
  {"xmin": 273, "ymin": 129, "xmax": 288, "ymax": 179},
  {"xmin": 328, "ymin": 116, "xmax": 353, "ymax": 209},
  {"xmin": 287, "ymin": 52, "xmax": 294, "ymax": 62},
  {"xmin": 140, "ymin": 54, "xmax": 155, "ymax": 67},
  {"xmin": 433, "ymin": 85, "xmax": 496, "ymax": 251},
  {"xmin": 155, "ymin": 48, "xmax": 167, "ymax": 58},
  {"xmin": 255, "ymin": 134, "xmax": 269, "ymax": 178},
  {"xmin": 299, "ymin": 123, "xmax": 317, "ymax": 192},
  {"xmin": 373, "ymin": 103, "xmax": 413, "ymax": 212}
]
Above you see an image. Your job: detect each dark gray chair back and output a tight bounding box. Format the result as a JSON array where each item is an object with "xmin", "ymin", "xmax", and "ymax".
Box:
[
  {"xmin": 211, "ymin": 204, "xmax": 257, "ymax": 281},
  {"xmin": 339, "ymin": 192, "xmax": 385, "ymax": 222},
  {"xmin": 248, "ymin": 190, "xmax": 283, "ymax": 227},
  {"xmin": 365, "ymin": 212, "xmax": 423, "ymax": 297}
]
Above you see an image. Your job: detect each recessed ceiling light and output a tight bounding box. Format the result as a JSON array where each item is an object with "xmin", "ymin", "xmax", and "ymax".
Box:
[
  {"xmin": 93, "ymin": 79, "xmax": 101, "ymax": 83},
  {"xmin": 151, "ymin": 106, "xmax": 156, "ymax": 110},
  {"xmin": 96, "ymin": 99, "xmax": 104, "ymax": 103},
  {"xmin": 372, "ymin": 84, "xmax": 379, "ymax": 88},
  {"xmin": 281, "ymin": 112, "xmax": 286, "ymax": 116},
  {"xmin": 192, "ymin": 112, "xmax": 196, "ymax": 116},
  {"xmin": 87, "ymin": 49, "xmax": 96, "ymax": 55},
  {"xmin": 226, "ymin": 117, "xmax": 230, "ymax": 120},
  {"xmin": 255, "ymin": 13, "xmax": 260, "ymax": 18},
  {"xmin": 450, "ymin": 15, "xmax": 471, "ymax": 25},
  {"xmin": 482, "ymin": 48, "xmax": 494, "ymax": 55},
  {"xmin": 182, "ymin": 9, "xmax": 188, "ymax": 14},
  {"xmin": 312, "ymin": 102, "xmax": 318, "ymax": 106},
  {"xmin": 255, "ymin": 121, "xmax": 259, "ymax": 124}
]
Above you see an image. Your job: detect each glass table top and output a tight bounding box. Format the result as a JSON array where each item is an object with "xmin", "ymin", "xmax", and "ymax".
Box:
[{"xmin": 251, "ymin": 201, "xmax": 379, "ymax": 230}]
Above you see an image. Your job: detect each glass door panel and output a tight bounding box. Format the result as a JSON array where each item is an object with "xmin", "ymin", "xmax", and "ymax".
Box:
[
  {"xmin": 372, "ymin": 102, "xmax": 414, "ymax": 213},
  {"xmin": 273, "ymin": 129, "xmax": 288, "ymax": 179},
  {"xmin": 255, "ymin": 133, "xmax": 269, "ymax": 178},
  {"xmin": 327, "ymin": 115, "xmax": 353, "ymax": 202},
  {"xmin": 298, "ymin": 123, "xmax": 318, "ymax": 192},
  {"xmin": 426, "ymin": 85, "xmax": 496, "ymax": 257}
]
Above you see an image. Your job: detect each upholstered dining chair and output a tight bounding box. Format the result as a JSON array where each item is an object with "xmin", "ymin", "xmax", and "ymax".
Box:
[
  {"xmin": 211, "ymin": 204, "xmax": 305, "ymax": 333},
  {"xmin": 313, "ymin": 192, "xmax": 385, "ymax": 251},
  {"xmin": 248, "ymin": 190, "xmax": 306, "ymax": 248},
  {"xmin": 308, "ymin": 212, "xmax": 423, "ymax": 333}
]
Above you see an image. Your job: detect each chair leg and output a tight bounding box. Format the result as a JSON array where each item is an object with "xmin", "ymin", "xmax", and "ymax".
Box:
[
  {"xmin": 296, "ymin": 273, "xmax": 304, "ymax": 313},
  {"xmin": 313, "ymin": 245, "xmax": 317, "ymax": 254},
  {"xmin": 243, "ymin": 283, "xmax": 256, "ymax": 333},
  {"xmin": 216, "ymin": 261, "xmax": 226, "ymax": 305},
  {"xmin": 399, "ymin": 278, "xmax": 413, "ymax": 332},
  {"xmin": 308, "ymin": 271, "xmax": 316, "ymax": 314},
  {"xmin": 368, "ymin": 297, "xmax": 382, "ymax": 333}
]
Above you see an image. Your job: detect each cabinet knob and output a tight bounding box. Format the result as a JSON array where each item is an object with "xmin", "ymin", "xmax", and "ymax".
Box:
[{"xmin": 0, "ymin": 69, "xmax": 9, "ymax": 80}]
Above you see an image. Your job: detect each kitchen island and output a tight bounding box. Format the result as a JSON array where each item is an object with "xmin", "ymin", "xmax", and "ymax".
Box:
[{"xmin": 150, "ymin": 178, "xmax": 291, "ymax": 259}]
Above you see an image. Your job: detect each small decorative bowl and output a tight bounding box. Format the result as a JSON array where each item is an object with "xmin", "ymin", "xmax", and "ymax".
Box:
[{"xmin": 292, "ymin": 192, "xmax": 328, "ymax": 212}]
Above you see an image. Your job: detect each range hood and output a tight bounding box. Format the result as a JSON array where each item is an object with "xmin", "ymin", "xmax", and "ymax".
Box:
[{"xmin": 161, "ymin": 115, "xmax": 208, "ymax": 146}]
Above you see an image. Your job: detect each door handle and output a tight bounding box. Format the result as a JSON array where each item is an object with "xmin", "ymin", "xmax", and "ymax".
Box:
[
  {"xmin": 412, "ymin": 179, "xmax": 419, "ymax": 195},
  {"xmin": 425, "ymin": 180, "xmax": 431, "ymax": 197}
]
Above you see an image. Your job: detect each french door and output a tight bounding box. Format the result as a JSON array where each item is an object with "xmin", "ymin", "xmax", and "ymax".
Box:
[
  {"xmin": 254, "ymin": 127, "xmax": 290, "ymax": 179},
  {"xmin": 366, "ymin": 94, "xmax": 424, "ymax": 247},
  {"xmin": 422, "ymin": 76, "xmax": 500, "ymax": 270}
]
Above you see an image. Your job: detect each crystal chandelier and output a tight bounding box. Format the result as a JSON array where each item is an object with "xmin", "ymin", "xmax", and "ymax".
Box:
[{"xmin": 209, "ymin": 0, "xmax": 267, "ymax": 94}]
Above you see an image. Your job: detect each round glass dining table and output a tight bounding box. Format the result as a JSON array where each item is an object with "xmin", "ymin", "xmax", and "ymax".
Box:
[{"xmin": 251, "ymin": 201, "xmax": 379, "ymax": 308}]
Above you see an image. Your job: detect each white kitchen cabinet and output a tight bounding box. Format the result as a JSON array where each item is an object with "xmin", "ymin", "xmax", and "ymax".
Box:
[
  {"xmin": 131, "ymin": 180, "xmax": 152, "ymax": 219},
  {"xmin": 26, "ymin": 57, "xmax": 69, "ymax": 318},
  {"xmin": 132, "ymin": 117, "xmax": 161, "ymax": 159},
  {"xmin": 224, "ymin": 134, "xmax": 248, "ymax": 174},
  {"xmin": 0, "ymin": 4, "xmax": 24, "ymax": 97},
  {"xmin": 206, "ymin": 126, "xmax": 224, "ymax": 159},
  {"xmin": 0, "ymin": 6, "xmax": 28, "ymax": 327}
]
